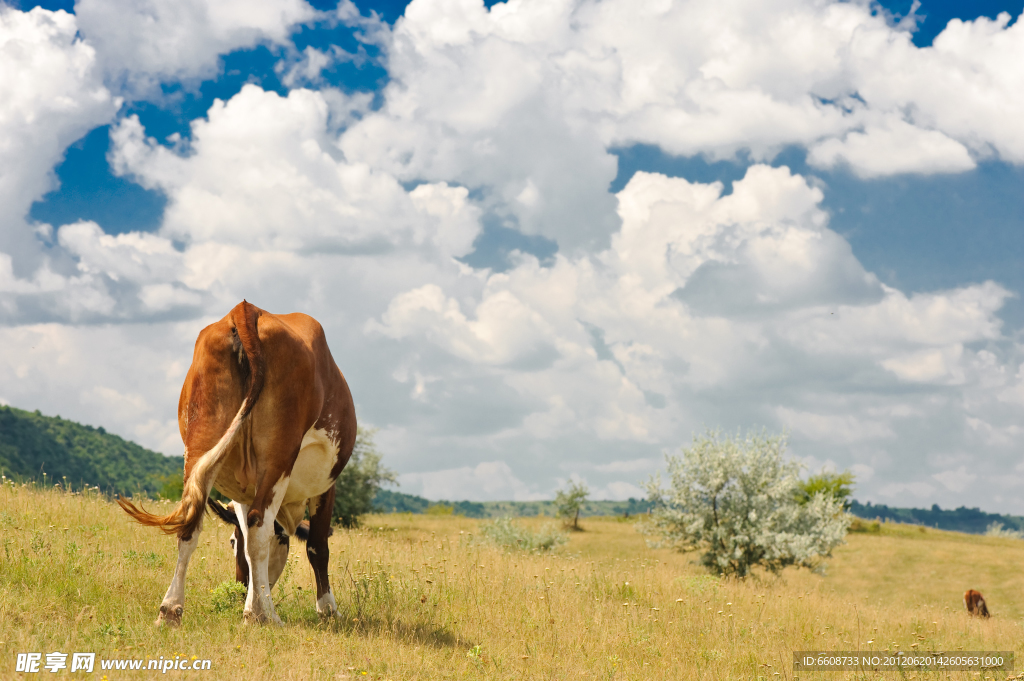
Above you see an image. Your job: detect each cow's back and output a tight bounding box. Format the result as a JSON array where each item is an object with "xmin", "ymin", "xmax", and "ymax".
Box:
[
  {"xmin": 201, "ymin": 309, "xmax": 356, "ymax": 508},
  {"xmin": 178, "ymin": 317, "xmax": 248, "ymax": 477}
]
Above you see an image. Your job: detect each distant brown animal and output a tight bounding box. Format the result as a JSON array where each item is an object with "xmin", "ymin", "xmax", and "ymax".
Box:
[
  {"xmin": 964, "ymin": 589, "xmax": 990, "ymax": 618},
  {"xmin": 117, "ymin": 301, "xmax": 357, "ymax": 626}
]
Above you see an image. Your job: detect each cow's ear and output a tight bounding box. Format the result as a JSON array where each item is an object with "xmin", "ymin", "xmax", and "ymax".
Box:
[{"xmin": 208, "ymin": 498, "xmax": 240, "ymax": 527}]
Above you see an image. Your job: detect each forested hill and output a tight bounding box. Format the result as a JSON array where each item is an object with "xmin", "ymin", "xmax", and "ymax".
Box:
[
  {"xmin": 850, "ymin": 500, "xmax": 1024, "ymax": 535},
  {"xmin": 0, "ymin": 405, "xmax": 181, "ymax": 495}
]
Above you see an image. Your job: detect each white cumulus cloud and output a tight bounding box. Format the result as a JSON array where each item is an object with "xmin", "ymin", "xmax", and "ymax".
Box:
[
  {"xmin": 75, "ymin": 0, "xmax": 316, "ymax": 94},
  {"xmin": 2, "ymin": 0, "xmax": 1024, "ymax": 509},
  {"xmin": 807, "ymin": 116, "xmax": 976, "ymax": 177},
  {"xmin": 0, "ymin": 6, "xmax": 118, "ymax": 276}
]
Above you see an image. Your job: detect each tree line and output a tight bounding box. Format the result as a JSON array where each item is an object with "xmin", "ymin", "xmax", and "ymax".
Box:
[{"xmin": 848, "ymin": 499, "xmax": 1024, "ymax": 535}]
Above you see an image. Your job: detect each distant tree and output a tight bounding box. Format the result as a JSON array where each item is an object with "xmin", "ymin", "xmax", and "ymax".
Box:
[
  {"xmin": 644, "ymin": 430, "xmax": 850, "ymax": 578},
  {"xmin": 796, "ymin": 470, "xmax": 855, "ymax": 509},
  {"xmin": 555, "ymin": 480, "xmax": 590, "ymax": 531},
  {"xmin": 426, "ymin": 503, "xmax": 455, "ymax": 516},
  {"xmin": 158, "ymin": 474, "xmax": 183, "ymax": 501},
  {"xmin": 333, "ymin": 427, "xmax": 398, "ymax": 528}
]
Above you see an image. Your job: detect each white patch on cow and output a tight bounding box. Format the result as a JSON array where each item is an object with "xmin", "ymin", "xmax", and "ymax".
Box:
[
  {"xmin": 237, "ymin": 476, "xmax": 289, "ymax": 625},
  {"xmin": 316, "ymin": 589, "xmax": 338, "ymax": 617},
  {"xmin": 285, "ymin": 426, "xmax": 340, "ymax": 503}
]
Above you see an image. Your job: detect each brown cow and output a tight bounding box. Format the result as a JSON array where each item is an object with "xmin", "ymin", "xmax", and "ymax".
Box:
[
  {"xmin": 118, "ymin": 301, "xmax": 357, "ymax": 626},
  {"xmin": 964, "ymin": 589, "xmax": 990, "ymax": 618}
]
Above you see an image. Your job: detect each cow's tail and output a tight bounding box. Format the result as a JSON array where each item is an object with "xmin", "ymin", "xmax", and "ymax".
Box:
[{"xmin": 118, "ymin": 301, "xmax": 265, "ymax": 541}]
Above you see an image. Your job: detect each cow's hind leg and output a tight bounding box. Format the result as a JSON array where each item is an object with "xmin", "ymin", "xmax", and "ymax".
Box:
[
  {"xmin": 234, "ymin": 486, "xmax": 286, "ymax": 625},
  {"xmin": 307, "ymin": 485, "xmax": 338, "ymax": 618},
  {"xmin": 156, "ymin": 522, "xmax": 202, "ymax": 627}
]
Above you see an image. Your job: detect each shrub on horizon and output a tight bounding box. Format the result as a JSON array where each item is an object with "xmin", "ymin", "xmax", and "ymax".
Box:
[
  {"xmin": 426, "ymin": 503, "xmax": 455, "ymax": 515},
  {"xmin": 333, "ymin": 427, "xmax": 398, "ymax": 528},
  {"xmin": 479, "ymin": 516, "xmax": 568, "ymax": 553},
  {"xmin": 849, "ymin": 517, "xmax": 881, "ymax": 533},
  {"xmin": 644, "ymin": 430, "xmax": 850, "ymax": 577},
  {"xmin": 985, "ymin": 521, "xmax": 1024, "ymax": 539}
]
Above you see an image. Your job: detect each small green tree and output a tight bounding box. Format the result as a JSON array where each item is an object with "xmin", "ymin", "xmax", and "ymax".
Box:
[
  {"xmin": 795, "ymin": 470, "xmax": 854, "ymax": 509},
  {"xmin": 555, "ymin": 479, "xmax": 590, "ymax": 530},
  {"xmin": 333, "ymin": 426, "xmax": 398, "ymax": 528},
  {"xmin": 644, "ymin": 430, "xmax": 850, "ymax": 577}
]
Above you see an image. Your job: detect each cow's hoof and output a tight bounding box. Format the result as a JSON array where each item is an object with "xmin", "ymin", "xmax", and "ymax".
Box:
[
  {"xmin": 316, "ymin": 592, "xmax": 338, "ymax": 619},
  {"xmin": 317, "ymin": 608, "xmax": 339, "ymax": 621},
  {"xmin": 243, "ymin": 610, "xmax": 282, "ymax": 626},
  {"xmin": 156, "ymin": 604, "xmax": 183, "ymax": 627}
]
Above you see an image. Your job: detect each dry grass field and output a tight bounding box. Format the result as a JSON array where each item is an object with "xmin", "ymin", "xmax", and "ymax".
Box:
[{"xmin": 2, "ymin": 481, "xmax": 1024, "ymax": 680}]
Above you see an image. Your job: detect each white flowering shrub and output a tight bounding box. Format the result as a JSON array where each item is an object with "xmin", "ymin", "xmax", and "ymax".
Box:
[
  {"xmin": 985, "ymin": 521, "xmax": 1024, "ymax": 539},
  {"xmin": 644, "ymin": 431, "xmax": 851, "ymax": 577}
]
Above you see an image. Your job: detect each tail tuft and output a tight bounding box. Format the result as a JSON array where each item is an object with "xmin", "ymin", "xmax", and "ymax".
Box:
[{"xmin": 117, "ymin": 494, "xmax": 207, "ymax": 540}]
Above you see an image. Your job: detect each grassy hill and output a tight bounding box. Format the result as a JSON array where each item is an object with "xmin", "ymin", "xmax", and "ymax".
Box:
[
  {"xmin": 1, "ymin": 483, "xmax": 1022, "ymax": 679},
  {"xmin": 0, "ymin": 405, "xmax": 181, "ymax": 496},
  {"xmin": 377, "ymin": 489, "xmax": 1024, "ymax": 537}
]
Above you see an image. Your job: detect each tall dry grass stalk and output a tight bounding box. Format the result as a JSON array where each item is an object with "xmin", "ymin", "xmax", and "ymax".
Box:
[{"xmin": 2, "ymin": 480, "xmax": 1023, "ymax": 679}]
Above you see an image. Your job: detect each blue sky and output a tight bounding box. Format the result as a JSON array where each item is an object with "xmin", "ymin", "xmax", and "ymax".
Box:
[
  {"xmin": 23, "ymin": 0, "xmax": 1024, "ymax": 320},
  {"xmin": 2, "ymin": 0, "xmax": 1023, "ymax": 511}
]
